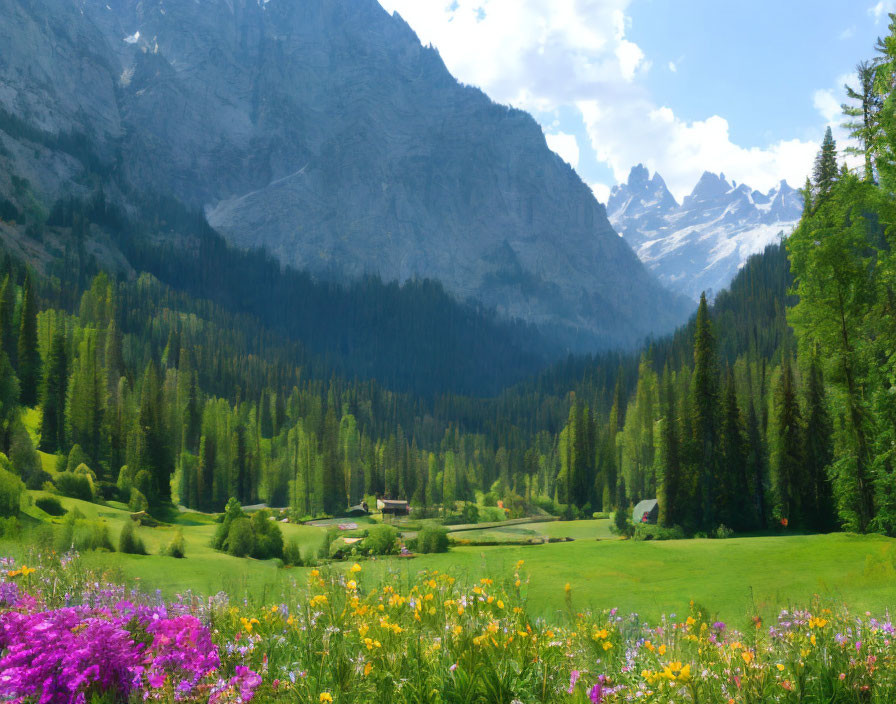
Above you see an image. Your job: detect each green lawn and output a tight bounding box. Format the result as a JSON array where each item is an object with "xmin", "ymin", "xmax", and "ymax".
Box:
[{"xmin": 9, "ymin": 500, "xmax": 896, "ymax": 626}]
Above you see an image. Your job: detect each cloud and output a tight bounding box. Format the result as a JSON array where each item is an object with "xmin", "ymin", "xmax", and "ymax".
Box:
[
  {"xmin": 578, "ymin": 97, "xmax": 819, "ymax": 200},
  {"xmin": 545, "ymin": 131, "xmax": 581, "ymax": 168},
  {"xmin": 839, "ymin": 26, "xmax": 856, "ymax": 39},
  {"xmin": 590, "ymin": 182, "xmax": 611, "ymax": 204},
  {"xmin": 869, "ymin": 1, "xmax": 895, "ymax": 21},
  {"xmin": 813, "ymin": 89, "xmax": 841, "ymax": 124},
  {"xmin": 668, "ymin": 61, "xmax": 677, "ymax": 73},
  {"xmin": 377, "ymin": 0, "xmax": 642, "ymax": 111}
]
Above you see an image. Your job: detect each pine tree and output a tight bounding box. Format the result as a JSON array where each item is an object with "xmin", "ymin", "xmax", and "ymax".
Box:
[
  {"xmin": 691, "ymin": 293, "xmax": 719, "ymax": 531},
  {"xmin": 744, "ymin": 402, "xmax": 768, "ymax": 528},
  {"xmin": 812, "ymin": 127, "xmax": 838, "ymax": 203},
  {"xmin": 39, "ymin": 329, "xmax": 68, "ymax": 453},
  {"xmin": 719, "ymin": 369, "xmax": 750, "ymax": 530},
  {"xmin": 0, "ymin": 275, "xmax": 15, "ymax": 366},
  {"xmin": 658, "ymin": 366, "xmax": 683, "ymax": 527},
  {"xmin": 803, "ymin": 348, "xmax": 837, "ymax": 531},
  {"xmin": 841, "ymin": 60, "xmax": 882, "ymax": 181},
  {"xmin": 771, "ymin": 360, "xmax": 804, "ymax": 526},
  {"xmin": 16, "ymin": 273, "xmax": 40, "ymax": 406}
]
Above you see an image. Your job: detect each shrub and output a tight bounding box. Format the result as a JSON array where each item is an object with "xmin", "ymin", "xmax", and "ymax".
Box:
[
  {"xmin": 0, "ymin": 467, "xmax": 24, "ymax": 517},
  {"xmin": 610, "ymin": 510, "xmax": 634, "ymax": 538},
  {"xmin": 364, "ymin": 523, "xmax": 398, "ymax": 555},
  {"xmin": 482, "ymin": 491, "xmax": 499, "ymax": 507},
  {"xmin": 165, "ymin": 529, "xmax": 186, "ymax": 559},
  {"xmin": 460, "ymin": 502, "xmax": 479, "ymax": 524},
  {"xmin": 129, "ymin": 488, "xmax": 149, "ymax": 513},
  {"xmin": 416, "ymin": 525, "xmax": 449, "ymax": 554},
  {"xmin": 478, "ymin": 506, "xmax": 507, "ymax": 523},
  {"xmin": 212, "ymin": 498, "xmax": 245, "ymax": 550},
  {"xmin": 632, "ymin": 524, "xmax": 685, "ymax": 541},
  {"xmin": 66, "ymin": 444, "xmax": 90, "ymax": 473},
  {"xmin": 318, "ymin": 528, "xmax": 339, "ymax": 559},
  {"xmin": 96, "ymin": 481, "xmax": 124, "ymax": 502},
  {"xmin": 250, "ymin": 510, "xmax": 283, "ymax": 560},
  {"xmin": 592, "ymin": 511, "xmax": 610, "ymax": 520},
  {"xmin": 225, "ymin": 518, "xmax": 254, "ymax": 557},
  {"xmin": 283, "ymin": 539, "xmax": 303, "ymax": 567},
  {"xmin": 25, "ymin": 469, "xmax": 52, "ymax": 490},
  {"xmin": 73, "ymin": 520, "xmax": 115, "ymax": 552},
  {"xmin": 8, "ymin": 421, "xmax": 40, "ymax": 478},
  {"xmin": 118, "ymin": 520, "xmax": 147, "ymax": 555},
  {"xmin": 715, "ymin": 524, "xmax": 734, "ymax": 539},
  {"xmin": 0, "ymin": 516, "xmax": 20, "ymax": 538},
  {"xmin": 55, "ymin": 472, "xmax": 94, "ymax": 502},
  {"xmin": 35, "ymin": 495, "xmax": 66, "ymax": 516}
]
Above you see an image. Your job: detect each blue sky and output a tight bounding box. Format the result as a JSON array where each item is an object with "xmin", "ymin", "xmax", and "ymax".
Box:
[{"xmin": 377, "ymin": 0, "xmax": 892, "ymax": 201}]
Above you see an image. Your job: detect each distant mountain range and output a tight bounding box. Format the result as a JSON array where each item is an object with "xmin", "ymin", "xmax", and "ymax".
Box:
[
  {"xmin": 607, "ymin": 165, "xmax": 802, "ymax": 300},
  {"xmin": 0, "ymin": 0, "xmax": 693, "ymax": 353}
]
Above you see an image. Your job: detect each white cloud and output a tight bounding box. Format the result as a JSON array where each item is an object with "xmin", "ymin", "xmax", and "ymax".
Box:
[
  {"xmin": 839, "ymin": 26, "xmax": 856, "ymax": 39},
  {"xmin": 377, "ymin": 0, "xmax": 828, "ymax": 200},
  {"xmin": 668, "ymin": 61, "xmax": 677, "ymax": 73},
  {"xmin": 590, "ymin": 182, "xmax": 611, "ymax": 204},
  {"xmin": 377, "ymin": 0, "xmax": 641, "ymax": 112},
  {"xmin": 545, "ymin": 131, "xmax": 580, "ymax": 168},
  {"xmin": 578, "ymin": 97, "xmax": 819, "ymax": 200},
  {"xmin": 813, "ymin": 89, "xmax": 841, "ymax": 124},
  {"xmin": 870, "ymin": 1, "xmax": 895, "ymax": 21}
]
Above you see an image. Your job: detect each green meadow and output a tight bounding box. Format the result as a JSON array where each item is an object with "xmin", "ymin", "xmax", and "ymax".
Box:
[{"xmin": 9, "ymin": 492, "xmax": 896, "ymax": 625}]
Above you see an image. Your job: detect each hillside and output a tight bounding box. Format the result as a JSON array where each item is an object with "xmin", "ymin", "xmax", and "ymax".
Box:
[{"xmin": 0, "ymin": 0, "xmax": 692, "ymax": 352}]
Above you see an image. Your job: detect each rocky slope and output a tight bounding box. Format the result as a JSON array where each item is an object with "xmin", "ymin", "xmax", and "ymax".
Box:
[
  {"xmin": 607, "ymin": 165, "xmax": 802, "ymax": 300},
  {"xmin": 0, "ymin": 0, "xmax": 693, "ymax": 350}
]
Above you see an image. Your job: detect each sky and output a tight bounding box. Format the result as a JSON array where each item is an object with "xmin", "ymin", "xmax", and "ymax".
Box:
[{"xmin": 375, "ymin": 0, "xmax": 893, "ymax": 203}]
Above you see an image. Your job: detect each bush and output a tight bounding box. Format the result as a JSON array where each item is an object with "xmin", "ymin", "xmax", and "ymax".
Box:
[
  {"xmin": 212, "ymin": 498, "xmax": 245, "ymax": 550},
  {"xmin": 73, "ymin": 520, "xmax": 115, "ymax": 552},
  {"xmin": 478, "ymin": 506, "xmax": 507, "ymax": 523},
  {"xmin": 118, "ymin": 520, "xmax": 147, "ymax": 555},
  {"xmin": 283, "ymin": 538, "xmax": 303, "ymax": 566},
  {"xmin": 35, "ymin": 495, "xmax": 66, "ymax": 516},
  {"xmin": 250, "ymin": 510, "xmax": 283, "ymax": 560},
  {"xmin": 0, "ymin": 467, "xmax": 24, "ymax": 517},
  {"xmin": 9, "ymin": 421, "xmax": 40, "ymax": 478},
  {"xmin": 714, "ymin": 524, "xmax": 734, "ymax": 539},
  {"xmin": 318, "ymin": 528, "xmax": 339, "ymax": 559},
  {"xmin": 632, "ymin": 524, "xmax": 685, "ymax": 541},
  {"xmin": 165, "ymin": 529, "xmax": 186, "ymax": 558},
  {"xmin": 482, "ymin": 491, "xmax": 499, "ymax": 507},
  {"xmin": 460, "ymin": 502, "xmax": 479, "ymax": 524},
  {"xmin": 592, "ymin": 511, "xmax": 610, "ymax": 520},
  {"xmin": 364, "ymin": 523, "xmax": 398, "ymax": 555},
  {"xmin": 55, "ymin": 472, "xmax": 94, "ymax": 502},
  {"xmin": 129, "ymin": 488, "xmax": 149, "ymax": 513},
  {"xmin": 0, "ymin": 516, "xmax": 20, "ymax": 538},
  {"xmin": 25, "ymin": 469, "xmax": 52, "ymax": 490},
  {"xmin": 225, "ymin": 517, "xmax": 255, "ymax": 557},
  {"xmin": 96, "ymin": 481, "xmax": 124, "ymax": 502},
  {"xmin": 531, "ymin": 496, "xmax": 562, "ymax": 516},
  {"xmin": 416, "ymin": 525, "xmax": 449, "ymax": 554}
]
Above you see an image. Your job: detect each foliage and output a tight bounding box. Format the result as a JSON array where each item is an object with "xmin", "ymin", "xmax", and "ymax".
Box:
[
  {"xmin": 118, "ymin": 519, "xmax": 147, "ymax": 555},
  {"xmin": 415, "ymin": 525, "xmax": 450, "ymax": 554},
  {"xmin": 164, "ymin": 529, "xmax": 186, "ymax": 559},
  {"xmin": 0, "ymin": 466, "xmax": 23, "ymax": 518},
  {"xmin": 34, "ymin": 495, "xmax": 65, "ymax": 516},
  {"xmin": 363, "ymin": 523, "xmax": 398, "ymax": 555},
  {"xmin": 54, "ymin": 472, "xmax": 94, "ymax": 502}
]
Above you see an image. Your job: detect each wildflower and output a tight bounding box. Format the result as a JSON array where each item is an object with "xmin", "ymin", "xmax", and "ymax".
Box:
[
  {"xmin": 350, "ymin": 563, "xmax": 362, "ymax": 573},
  {"xmin": 568, "ymin": 669, "xmax": 580, "ymax": 693},
  {"xmin": 319, "ymin": 693, "xmax": 333, "ymax": 703}
]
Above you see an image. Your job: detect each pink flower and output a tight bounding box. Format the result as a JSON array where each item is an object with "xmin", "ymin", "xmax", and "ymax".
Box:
[{"xmin": 568, "ymin": 670, "xmax": 580, "ymax": 693}]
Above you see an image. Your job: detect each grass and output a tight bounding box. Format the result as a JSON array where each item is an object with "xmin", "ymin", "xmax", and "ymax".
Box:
[{"xmin": 9, "ymin": 498, "xmax": 896, "ymax": 625}]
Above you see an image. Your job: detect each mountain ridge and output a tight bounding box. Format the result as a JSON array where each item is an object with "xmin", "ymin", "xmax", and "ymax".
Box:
[{"xmin": 607, "ymin": 165, "xmax": 802, "ymax": 300}]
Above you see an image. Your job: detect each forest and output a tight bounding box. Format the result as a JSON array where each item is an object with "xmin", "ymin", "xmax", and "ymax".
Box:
[{"xmin": 0, "ymin": 17, "xmax": 893, "ymax": 544}]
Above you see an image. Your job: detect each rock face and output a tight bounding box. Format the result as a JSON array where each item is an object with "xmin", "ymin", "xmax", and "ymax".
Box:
[
  {"xmin": 608, "ymin": 166, "xmax": 802, "ymax": 301},
  {"xmin": 0, "ymin": 0, "xmax": 692, "ymax": 350}
]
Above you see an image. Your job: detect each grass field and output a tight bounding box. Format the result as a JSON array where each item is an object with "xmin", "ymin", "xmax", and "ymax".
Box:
[{"xmin": 8, "ymin": 494, "xmax": 896, "ymax": 626}]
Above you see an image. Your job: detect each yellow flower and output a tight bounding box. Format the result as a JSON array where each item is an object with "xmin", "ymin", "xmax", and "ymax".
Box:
[
  {"xmin": 658, "ymin": 644, "xmax": 666, "ymax": 655},
  {"xmin": 319, "ymin": 693, "xmax": 333, "ymax": 703},
  {"xmin": 777, "ymin": 663, "xmax": 786, "ymax": 671},
  {"xmin": 359, "ymin": 624, "xmax": 369, "ymax": 637},
  {"xmin": 350, "ymin": 563, "xmax": 362, "ymax": 573},
  {"xmin": 602, "ymin": 641, "xmax": 613, "ymax": 651},
  {"xmin": 741, "ymin": 650, "xmax": 754, "ymax": 665},
  {"xmin": 564, "ymin": 583, "xmax": 571, "ymax": 593},
  {"xmin": 20, "ymin": 566, "xmax": 35, "ymax": 576},
  {"xmin": 346, "ymin": 580, "xmax": 357, "ymax": 591},
  {"xmin": 310, "ymin": 569, "xmax": 320, "ymax": 578},
  {"xmin": 453, "ymin": 625, "xmax": 463, "ymax": 636},
  {"xmin": 496, "ymin": 600, "xmax": 504, "ymax": 610},
  {"xmin": 515, "ymin": 560, "xmax": 525, "ymax": 569},
  {"xmin": 364, "ymin": 662, "xmax": 373, "ymax": 676}
]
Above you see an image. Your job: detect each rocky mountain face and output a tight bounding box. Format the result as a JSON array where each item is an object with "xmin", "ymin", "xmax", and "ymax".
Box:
[
  {"xmin": 607, "ymin": 165, "xmax": 802, "ymax": 301},
  {"xmin": 0, "ymin": 0, "xmax": 692, "ymax": 351}
]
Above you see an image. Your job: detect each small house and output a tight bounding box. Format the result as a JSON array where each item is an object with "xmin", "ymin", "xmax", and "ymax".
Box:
[
  {"xmin": 632, "ymin": 499, "xmax": 659, "ymax": 525},
  {"xmin": 377, "ymin": 498, "xmax": 410, "ymax": 516}
]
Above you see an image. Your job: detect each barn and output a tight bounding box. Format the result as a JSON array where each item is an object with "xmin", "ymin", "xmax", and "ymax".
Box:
[{"xmin": 632, "ymin": 499, "xmax": 659, "ymax": 525}]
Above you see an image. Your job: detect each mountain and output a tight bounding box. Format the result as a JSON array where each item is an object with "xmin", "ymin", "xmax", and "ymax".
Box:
[
  {"xmin": 607, "ymin": 165, "xmax": 802, "ymax": 300},
  {"xmin": 0, "ymin": 0, "xmax": 692, "ymax": 353}
]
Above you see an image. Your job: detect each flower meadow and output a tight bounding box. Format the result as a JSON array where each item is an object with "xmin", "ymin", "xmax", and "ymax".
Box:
[{"xmin": 2, "ymin": 552, "xmax": 896, "ymax": 702}]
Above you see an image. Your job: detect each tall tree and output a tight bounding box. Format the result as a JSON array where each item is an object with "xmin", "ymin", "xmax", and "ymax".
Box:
[
  {"xmin": 691, "ymin": 293, "xmax": 719, "ymax": 531},
  {"xmin": 842, "ymin": 60, "xmax": 882, "ymax": 181},
  {"xmin": 803, "ymin": 348, "xmax": 837, "ymax": 531},
  {"xmin": 39, "ymin": 329, "xmax": 68, "ymax": 453},
  {"xmin": 771, "ymin": 360, "xmax": 804, "ymax": 526},
  {"xmin": 16, "ymin": 273, "xmax": 40, "ymax": 406},
  {"xmin": 812, "ymin": 127, "xmax": 838, "ymax": 203}
]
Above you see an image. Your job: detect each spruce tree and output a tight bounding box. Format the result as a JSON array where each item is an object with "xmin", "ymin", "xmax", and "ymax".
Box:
[
  {"xmin": 16, "ymin": 273, "xmax": 41, "ymax": 406},
  {"xmin": 812, "ymin": 127, "xmax": 838, "ymax": 203},
  {"xmin": 658, "ymin": 366, "xmax": 682, "ymax": 527},
  {"xmin": 771, "ymin": 359, "xmax": 804, "ymax": 526},
  {"xmin": 691, "ymin": 292, "xmax": 719, "ymax": 531},
  {"xmin": 803, "ymin": 348, "xmax": 837, "ymax": 531},
  {"xmin": 39, "ymin": 330, "xmax": 68, "ymax": 453},
  {"xmin": 841, "ymin": 60, "xmax": 882, "ymax": 181},
  {"xmin": 0, "ymin": 275, "xmax": 15, "ymax": 366},
  {"xmin": 719, "ymin": 370, "xmax": 750, "ymax": 530}
]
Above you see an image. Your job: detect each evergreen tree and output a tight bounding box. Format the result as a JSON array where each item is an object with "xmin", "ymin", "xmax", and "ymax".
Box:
[
  {"xmin": 16, "ymin": 273, "xmax": 40, "ymax": 406},
  {"xmin": 771, "ymin": 360, "xmax": 804, "ymax": 526},
  {"xmin": 803, "ymin": 348, "xmax": 837, "ymax": 531},
  {"xmin": 812, "ymin": 127, "xmax": 838, "ymax": 203},
  {"xmin": 691, "ymin": 293, "xmax": 719, "ymax": 531},
  {"xmin": 658, "ymin": 366, "xmax": 683, "ymax": 527},
  {"xmin": 842, "ymin": 60, "xmax": 882, "ymax": 181},
  {"xmin": 0, "ymin": 275, "xmax": 16, "ymax": 367},
  {"xmin": 719, "ymin": 369, "xmax": 750, "ymax": 530},
  {"xmin": 39, "ymin": 330, "xmax": 68, "ymax": 453}
]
